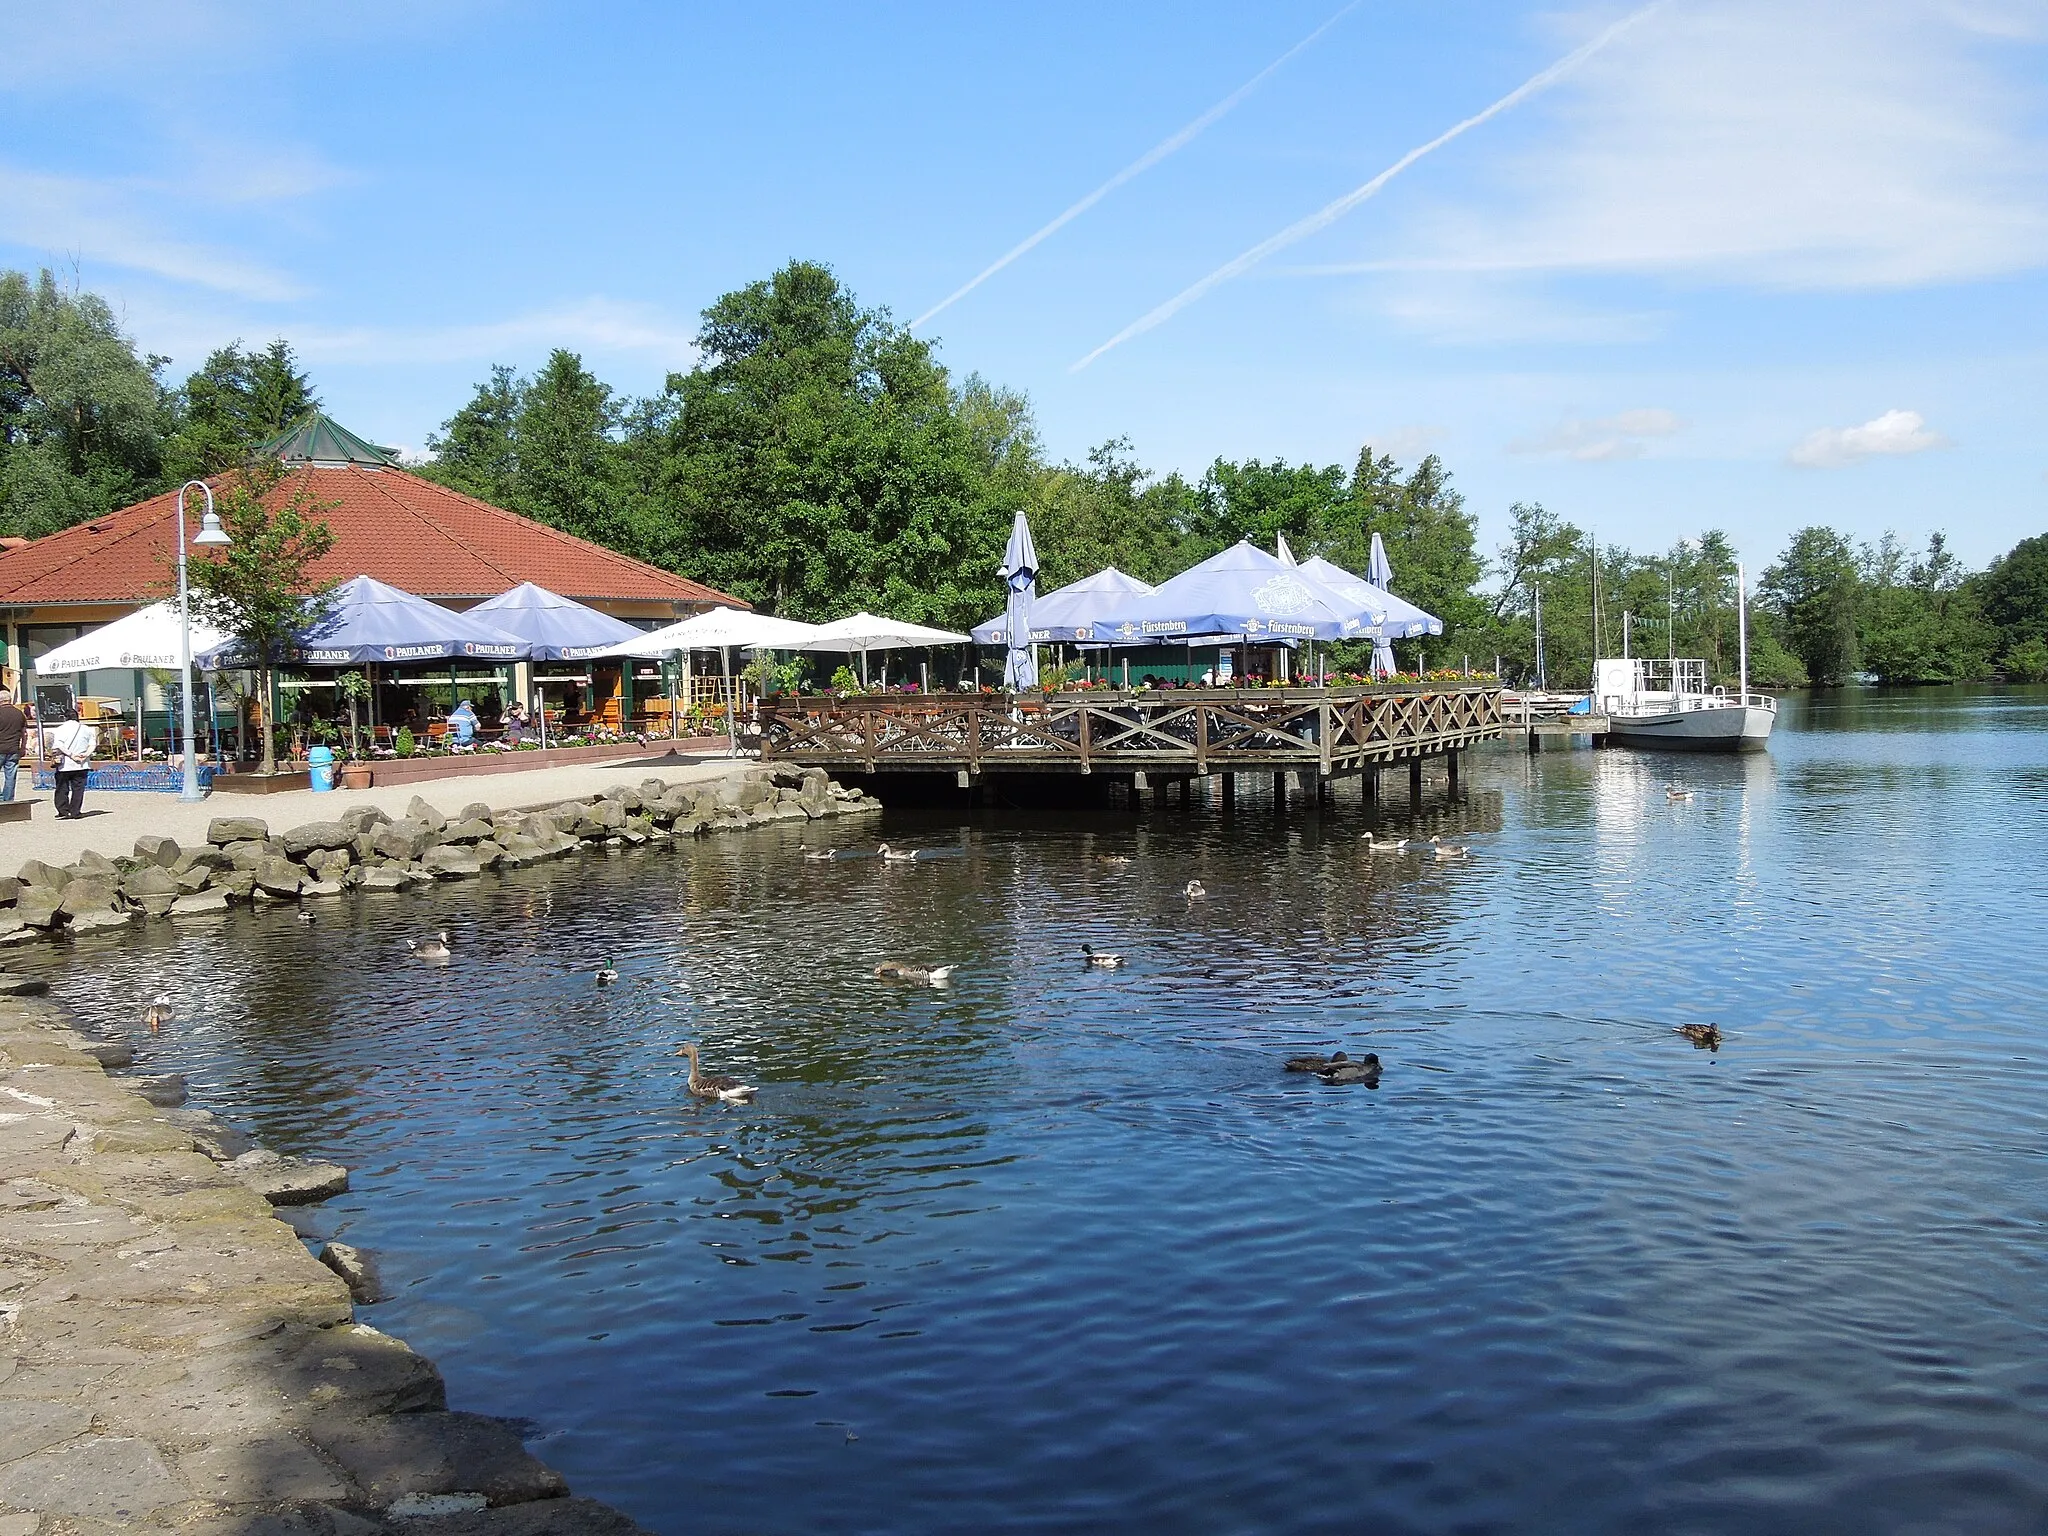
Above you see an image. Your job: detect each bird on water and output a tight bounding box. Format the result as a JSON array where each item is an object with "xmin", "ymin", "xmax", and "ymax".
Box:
[
  {"xmin": 802, "ymin": 847, "xmax": 838, "ymax": 861},
  {"xmin": 1362, "ymin": 834, "xmax": 1409, "ymax": 853},
  {"xmin": 1429, "ymin": 836, "xmax": 1470, "ymax": 860},
  {"xmin": 143, "ymin": 997, "xmax": 173, "ymax": 1033},
  {"xmin": 1676, "ymin": 1023, "xmax": 1722, "ymax": 1049},
  {"xmin": 1667, "ymin": 787, "xmax": 1694, "ymax": 802},
  {"xmin": 878, "ymin": 843, "xmax": 918, "ymax": 862},
  {"xmin": 1316, "ymin": 1053, "xmax": 1382, "ymax": 1085},
  {"xmin": 1082, "ymin": 945, "xmax": 1124, "ymax": 968},
  {"xmin": 1284, "ymin": 1050, "xmax": 1356, "ymax": 1073},
  {"xmin": 678, "ymin": 1042, "xmax": 756, "ymax": 1102},
  {"xmin": 595, "ymin": 958, "xmax": 620, "ymax": 985},
  {"xmin": 873, "ymin": 960, "xmax": 955, "ymax": 985},
  {"xmin": 1184, "ymin": 879, "xmax": 1207, "ymax": 899},
  {"xmin": 406, "ymin": 931, "xmax": 452, "ymax": 961}
]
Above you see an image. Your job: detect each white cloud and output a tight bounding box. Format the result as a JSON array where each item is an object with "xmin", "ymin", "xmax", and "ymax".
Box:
[
  {"xmin": 1362, "ymin": 425, "xmax": 1445, "ymax": 463},
  {"xmin": 1511, "ymin": 406, "xmax": 1684, "ymax": 460},
  {"xmin": 1789, "ymin": 408, "xmax": 1950, "ymax": 467},
  {"xmin": 291, "ymin": 299, "xmax": 702, "ymax": 367},
  {"xmin": 1366, "ymin": 2, "xmax": 2048, "ymax": 295}
]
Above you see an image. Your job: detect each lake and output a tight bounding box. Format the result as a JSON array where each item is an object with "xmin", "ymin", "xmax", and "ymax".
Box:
[{"xmin": 22, "ymin": 686, "xmax": 2048, "ymax": 1533}]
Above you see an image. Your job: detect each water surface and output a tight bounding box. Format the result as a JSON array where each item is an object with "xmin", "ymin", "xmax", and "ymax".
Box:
[{"xmin": 25, "ymin": 685, "xmax": 2048, "ymax": 1533}]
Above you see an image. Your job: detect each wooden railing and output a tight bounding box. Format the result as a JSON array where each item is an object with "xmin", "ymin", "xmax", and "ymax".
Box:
[{"xmin": 758, "ymin": 685, "xmax": 1504, "ymax": 775}]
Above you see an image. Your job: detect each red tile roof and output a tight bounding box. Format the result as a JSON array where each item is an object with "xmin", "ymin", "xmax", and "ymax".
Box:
[{"xmin": 0, "ymin": 465, "xmax": 746, "ymax": 611}]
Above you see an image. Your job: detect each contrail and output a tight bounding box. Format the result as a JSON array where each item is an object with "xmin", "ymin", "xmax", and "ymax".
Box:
[
  {"xmin": 1071, "ymin": 2, "xmax": 1666, "ymax": 370},
  {"xmin": 909, "ymin": 2, "xmax": 1362, "ymax": 332}
]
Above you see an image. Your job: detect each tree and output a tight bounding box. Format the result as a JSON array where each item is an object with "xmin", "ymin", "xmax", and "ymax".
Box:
[
  {"xmin": 0, "ymin": 268, "xmax": 166, "ymax": 538},
  {"xmin": 1978, "ymin": 531, "xmax": 2048, "ymax": 671},
  {"xmin": 514, "ymin": 349, "xmax": 627, "ymax": 547},
  {"xmin": 1343, "ymin": 450, "xmax": 1485, "ymax": 664},
  {"xmin": 161, "ymin": 339, "xmax": 317, "ymax": 481},
  {"xmin": 1028, "ymin": 439, "xmax": 1203, "ymax": 590},
  {"xmin": 422, "ymin": 364, "xmax": 524, "ymax": 507},
  {"xmin": 183, "ymin": 462, "xmax": 337, "ymax": 775},
  {"xmin": 1761, "ymin": 527, "xmax": 1863, "ymax": 685}
]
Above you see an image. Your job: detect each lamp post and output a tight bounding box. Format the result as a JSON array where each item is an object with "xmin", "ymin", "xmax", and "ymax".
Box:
[{"xmin": 175, "ymin": 482, "xmax": 232, "ymax": 803}]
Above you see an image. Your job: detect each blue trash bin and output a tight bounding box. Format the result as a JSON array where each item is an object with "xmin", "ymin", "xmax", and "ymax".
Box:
[{"xmin": 308, "ymin": 744, "xmax": 336, "ymax": 792}]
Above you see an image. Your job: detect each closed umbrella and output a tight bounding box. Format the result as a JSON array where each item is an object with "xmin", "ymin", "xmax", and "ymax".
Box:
[
  {"xmin": 999, "ymin": 510, "xmax": 1038, "ymax": 692},
  {"xmin": 1368, "ymin": 534, "xmax": 1400, "ymax": 678}
]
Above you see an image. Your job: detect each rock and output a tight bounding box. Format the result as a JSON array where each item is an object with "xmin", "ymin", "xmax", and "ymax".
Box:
[
  {"xmin": 282, "ymin": 819, "xmax": 354, "ymax": 856},
  {"xmin": 124, "ymin": 1072, "xmax": 187, "ymax": 1107},
  {"xmin": 0, "ymin": 875, "xmax": 18, "ymax": 905},
  {"xmin": 254, "ymin": 857, "xmax": 304, "ymax": 897},
  {"xmin": 76, "ymin": 848, "xmax": 120, "ymax": 878},
  {"xmin": 170, "ymin": 889, "xmax": 231, "ymax": 917},
  {"xmin": 340, "ymin": 803, "xmax": 392, "ymax": 834},
  {"xmin": 131, "ymin": 833, "xmax": 182, "ymax": 868},
  {"xmin": 359, "ymin": 866, "xmax": 409, "ymax": 891},
  {"xmin": 77, "ymin": 1038, "xmax": 134, "ymax": 1068},
  {"xmin": 603, "ymin": 784, "xmax": 644, "ymax": 812},
  {"xmin": 318, "ymin": 1240, "xmax": 386, "ymax": 1303},
  {"xmin": 67, "ymin": 908, "xmax": 137, "ymax": 935},
  {"xmin": 0, "ymin": 1433, "xmax": 186, "ymax": 1521},
  {"xmin": 120, "ymin": 865, "xmax": 179, "ymax": 901},
  {"xmin": 214, "ymin": 869, "xmax": 257, "ymax": 901},
  {"xmin": 172, "ymin": 845, "xmax": 229, "ymax": 874},
  {"xmin": 161, "ymin": 1106, "xmax": 258, "ymax": 1160},
  {"xmin": 208, "ymin": 814, "xmax": 269, "ymax": 845},
  {"xmin": 136, "ymin": 893, "xmax": 178, "ymax": 918},
  {"xmin": 311, "ymin": 1409, "xmax": 568, "ymax": 1509},
  {"xmin": 59, "ymin": 877, "xmax": 121, "ymax": 917},
  {"xmin": 301, "ymin": 879, "xmax": 347, "ymax": 898},
  {"xmin": 495, "ymin": 838, "xmax": 544, "ymax": 867},
  {"xmin": 586, "ymin": 798, "xmax": 626, "ymax": 833},
  {"xmin": 375, "ymin": 819, "xmax": 436, "ymax": 862},
  {"xmin": 456, "ymin": 801, "xmax": 495, "ymax": 825},
  {"xmin": 231, "ymin": 1149, "xmax": 350, "ymax": 1205},
  {"xmin": 227, "ymin": 838, "xmax": 276, "ymax": 869},
  {"xmin": 422, "ymin": 846, "xmax": 484, "ymax": 879},
  {"xmin": 15, "ymin": 888, "xmax": 64, "ymax": 927},
  {"xmin": 441, "ymin": 817, "xmax": 494, "ymax": 845},
  {"xmin": 306, "ymin": 847, "xmax": 354, "ymax": 880},
  {"xmin": 16, "ymin": 858, "xmax": 67, "ymax": 890},
  {"xmin": 405, "ymin": 795, "xmax": 448, "ymax": 832},
  {"xmin": 173, "ymin": 865, "xmax": 213, "ymax": 894},
  {"xmin": 470, "ymin": 842, "xmax": 505, "ymax": 870}
]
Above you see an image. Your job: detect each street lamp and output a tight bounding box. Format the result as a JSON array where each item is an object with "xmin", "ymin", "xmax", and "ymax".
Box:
[{"xmin": 175, "ymin": 482, "xmax": 231, "ymax": 803}]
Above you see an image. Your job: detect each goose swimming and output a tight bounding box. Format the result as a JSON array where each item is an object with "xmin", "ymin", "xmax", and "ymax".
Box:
[
  {"xmin": 678, "ymin": 1042, "xmax": 756, "ymax": 1103},
  {"xmin": 873, "ymin": 960, "xmax": 955, "ymax": 985},
  {"xmin": 1667, "ymin": 787, "xmax": 1694, "ymax": 802},
  {"xmin": 1082, "ymin": 944, "xmax": 1124, "ymax": 968},
  {"xmin": 877, "ymin": 843, "xmax": 919, "ymax": 862},
  {"xmin": 802, "ymin": 848, "xmax": 838, "ymax": 861},
  {"xmin": 406, "ymin": 931, "xmax": 452, "ymax": 961},
  {"xmin": 1429, "ymin": 837, "xmax": 1470, "ymax": 860},
  {"xmin": 1362, "ymin": 834, "xmax": 1409, "ymax": 853}
]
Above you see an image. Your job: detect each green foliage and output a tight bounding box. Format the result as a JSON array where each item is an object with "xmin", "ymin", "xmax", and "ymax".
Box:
[
  {"xmin": 0, "ymin": 268, "xmax": 166, "ymax": 538},
  {"xmin": 1978, "ymin": 532, "xmax": 2048, "ymax": 671},
  {"xmin": 2004, "ymin": 636, "xmax": 2048, "ymax": 682},
  {"xmin": 829, "ymin": 663, "xmax": 862, "ymax": 694},
  {"xmin": 395, "ymin": 725, "xmax": 415, "ymax": 758},
  {"xmin": 183, "ymin": 461, "xmax": 338, "ymax": 774},
  {"xmin": 420, "ymin": 364, "xmax": 523, "ymax": 506},
  {"xmin": 161, "ymin": 339, "xmax": 317, "ymax": 481},
  {"xmin": 1761, "ymin": 527, "xmax": 1863, "ymax": 685}
]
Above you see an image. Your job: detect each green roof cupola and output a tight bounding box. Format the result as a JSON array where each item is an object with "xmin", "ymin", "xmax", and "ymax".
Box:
[{"xmin": 262, "ymin": 413, "xmax": 401, "ymax": 468}]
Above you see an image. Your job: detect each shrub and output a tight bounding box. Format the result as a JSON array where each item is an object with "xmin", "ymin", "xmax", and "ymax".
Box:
[{"xmin": 395, "ymin": 725, "xmax": 415, "ymax": 757}]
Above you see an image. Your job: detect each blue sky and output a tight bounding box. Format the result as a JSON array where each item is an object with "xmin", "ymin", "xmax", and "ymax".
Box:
[{"xmin": 6, "ymin": 0, "xmax": 2045, "ymax": 570}]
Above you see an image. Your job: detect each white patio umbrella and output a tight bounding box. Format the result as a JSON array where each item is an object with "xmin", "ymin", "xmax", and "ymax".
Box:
[
  {"xmin": 783, "ymin": 611, "xmax": 971, "ymax": 689},
  {"xmin": 589, "ymin": 606, "xmax": 826, "ymax": 756},
  {"xmin": 35, "ymin": 601, "xmax": 230, "ymax": 674}
]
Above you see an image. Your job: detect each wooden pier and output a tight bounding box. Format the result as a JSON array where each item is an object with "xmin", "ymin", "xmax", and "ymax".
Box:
[
  {"xmin": 1500, "ymin": 692, "xmax": 1608, "ymax": 752},
  {"xmin": 759, "ymin": 684, "xmax": 1504, "ymax": 796}
]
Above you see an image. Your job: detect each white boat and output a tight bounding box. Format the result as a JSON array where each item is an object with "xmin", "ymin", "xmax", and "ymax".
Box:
[
  {"xmin": 1590, "ymin": 559, "xmax": 1775, "ymax": 753},
  {"xmin": 1593, "ymin": 657, "xmax": 1776, "ymax": 752}
]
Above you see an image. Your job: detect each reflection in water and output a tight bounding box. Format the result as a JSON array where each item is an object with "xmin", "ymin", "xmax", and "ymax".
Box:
[{"xmin": 20, "ymin": 689, "xmax": 2048, "ymax": 1534}]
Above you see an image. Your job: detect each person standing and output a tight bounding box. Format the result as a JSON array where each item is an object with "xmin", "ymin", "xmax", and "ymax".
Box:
[
  {"xmin": 48, "ymin": 707, "xmax": 97, "ymax": 820},
  {"xmin": 0, "ymin": 689, "xmax": 25, "ymax": 803}
]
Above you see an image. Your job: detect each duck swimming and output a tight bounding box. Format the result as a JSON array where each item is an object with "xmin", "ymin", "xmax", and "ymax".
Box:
[
  {"xmin": 406, "ymin": 931, "xmax": 452, "ymax": 961},
  {"xmin": 1315, "ymin": 1052, "xmax": 1382, "ymax": 1085},
  {"xmin": 677, "ymin": 1042, "xmax": 756, "ymax": 1103},
  {"xmin": 1184, "ymin": 880, "xmax": 1207, "ymax": 899},
  {"xmin": 873, "ymin": 960, "xmax": 955, "ymax": 985},
  {"xmin": 878, "ymin": 843, "xmax": 919, "ymax": 862},
  {"xmin": 595, "ymin": 958, "xmax": 620, "ymax": 985},
  {"xmin": 1082, "ymin": 945, "xmax": 1124, "ymax": 968},
  {"xmin": 1676, "ymin": 1023, "xmax": 1723, "ymax": 1050},
  {"xmin": 1667, "ymin": 787, "xmax": 1694, "ymax": 802},
  {"xmin": 1284, "ymin": 1050, "xmax": 1354, "ymax": 1073},
  {"xmin": 1429, "ymin": 836, "xmax": 1470, "ymax": 860}
]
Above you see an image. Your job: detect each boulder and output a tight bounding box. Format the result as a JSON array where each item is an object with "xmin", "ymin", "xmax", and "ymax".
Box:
[
  {"xmin": 132, "ymin": 833, "xmax": 182, "ymax": 868},
  {"xmin": 16, "ymin": 858, "xmax": 67, "ymax": 890},
  {"xmin": 253, "ymin": 857, "xmax": 303, "ymax": 897},
  {"xmin": 59, "ymin": 877, "xmax": 121, "ymax": 917},
  {"xmin": 422, "ymin": 846, "xmax": 483, "ymax": 879},
  {"xmin": 77, "ymin": 1038, "xmax": 134, "ymax": 1068},
  {"xmin": 208, "ymin": 814, "xmax": 268, "ymax": 845},
  {"xmin": 214, "ymin": 870, "xmax": 257, "ymax": 901},
  {"xmin": 171, "ymin": 845, "xmax": 229, "ymax": 875},
  {"xmin": 339, "ymin": 803, "xmax": 392, "ymax": 834},
  {"xmin": 586, "ymin": 798, "xmax": 627, "ymax": 832},
  {"xmin": 281, "ymin": 819, "xmax": 354, "ymax": 857},
  {"xmin": 456, "ymin": 801, "xmax": 495, "ymax": 826},
  {"xmin": 125, "ymin": 1072, "xmax": 187, "ymax": 1107},
  {"xmin": 229, "ymin": 1149, "xmax": 349, "ymax": 1205},
  {"xmin": 0, "ymin": 915, "xmax": 30, "ymax": 946},
  {"xmin": 374, "ymin": 819, "xmax": 435, "ymax": 862},
  {"xmin": 311, "ymin": 1409, "xmax": 567, "ymax": 1510},
  {"xmin": 603, "ymin": 784, "xmax": 644, "ymax": 812},
  {"xmin": 405, "ymin": 795, "xmax": 448, "ymax": 832},
  {"xmin": 169, "ymin": 890, "xmax": 231, "ymax": 917},
  {"xmin": 470, "ymin": 842, "xmax": 505, "ymax": 870},
  {"xmin": 305, "ymin": 847, "xmax": 353, "ymax": 881},
  {"xmin": 77, "ymin": 848, "xmax": 120, "ymax": 878},
  {"xmin": 359, "ymin": 866, "xmax": 409, "ymax": 892},
  {"xmin": 160, "ymin": 1106, "xmax": 255, "ymax": 1161},
  {"xmin": 440, "ymin": 817, "xmax": 494, "ymax": 846},
  {"xmin": 173, "ymin": 866, "xmax": 213, "ymax": 894},
  {"xmin": 495, "ymin": 837, "xmax": 544, "ymax": 867},
  {"xmin": 228, "ymin": 839, "xmax": 281, "ymax": 870},
  {"xmin": 120, "ymin": 865, "xmax": 179, "ymax": 902},
  {"xmin": 68, "ymin": 908, "xmax": 137, "ymax": 934},
  {"xmin": 300, "ymin": 879, "xmax": 347, "ymax": 898},
  {"xmin": 0, "ymin": 875, "xmax": 18, "ymax": 905},
  {"xmin": 135, "ymin": 893, "xmax": 178, "ymax": 919}
]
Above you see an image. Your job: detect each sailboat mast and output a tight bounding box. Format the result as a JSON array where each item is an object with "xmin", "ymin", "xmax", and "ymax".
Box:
[{"xmin": 1737, "ymin": 562, "xmax": 1750, "ymax": 702}]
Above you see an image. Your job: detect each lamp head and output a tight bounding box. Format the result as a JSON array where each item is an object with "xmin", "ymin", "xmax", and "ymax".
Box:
[{"xmin": 192, "ymin": 510, "xmax": 231, "ymax": 547}]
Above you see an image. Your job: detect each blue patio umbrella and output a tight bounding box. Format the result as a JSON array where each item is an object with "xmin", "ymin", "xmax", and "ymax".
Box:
[
  {"xmin": 971, "ymin": 567, "xmax": 1157, "ymax": 645},
  {"xmin": 998, "ymin": 508, "xmax": 1039, "ymax": 692},
  {"xmin": 467, "ymin": 581, "xmax": 641, "ymax": 660},
  {"xmin": 1090, "ymin": 540, "xmax": 1385, "ymax": 645},
  {"xmin": 1293, "ymin": 555, "xmax": 1442, "ymax": 641},
  {"xmin": 197, "ymin": 574, "xmax": 529, "ymax": 666}
]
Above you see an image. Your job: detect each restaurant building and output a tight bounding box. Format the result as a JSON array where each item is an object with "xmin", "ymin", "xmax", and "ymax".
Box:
[{"xmin": 0, "ymin": 415, "xmax": 744, "ymax": 735}]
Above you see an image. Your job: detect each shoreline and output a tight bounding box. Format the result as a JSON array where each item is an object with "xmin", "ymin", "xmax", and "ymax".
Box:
[{"xmin": 0, "ymin": 763, "xmax": 884, "ymax": 1531}]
